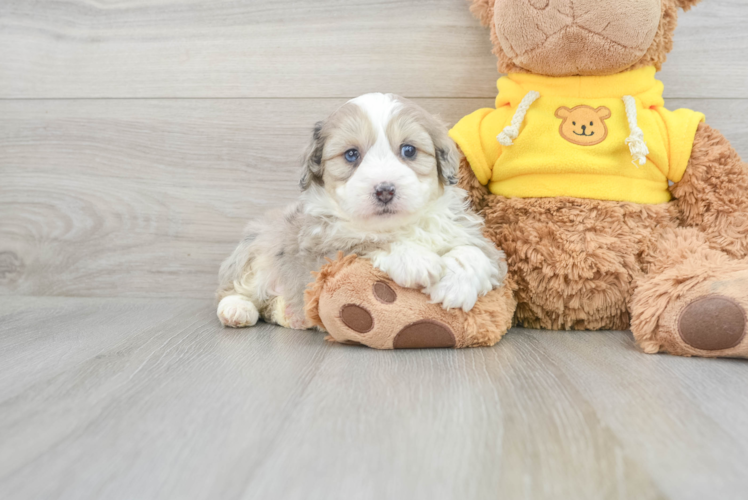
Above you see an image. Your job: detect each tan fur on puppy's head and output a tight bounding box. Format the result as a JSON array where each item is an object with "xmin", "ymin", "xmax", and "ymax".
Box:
[
  {"xmin": 299, "ymin": 93, "xmax": 460, "ymax": 226},
  {"xmin": 468, "ymin": 0, "xmax": 703, "ymax": 77}
]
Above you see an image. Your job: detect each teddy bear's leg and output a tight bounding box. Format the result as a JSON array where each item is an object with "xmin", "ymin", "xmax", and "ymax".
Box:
[
  {"xmin": 671, "ymin": 123, "xmax": 748, "ymax": 260},
  {"xmin": 630, "ymin": 227, "xmax": 748, "ymax": 358},
  {"xmin": 305, "ymin": 255, "xmax": 516, "ymax": 349},
  {"xmin": 632, "ymin": 123, "xmax": 748, "ymax": 358}
]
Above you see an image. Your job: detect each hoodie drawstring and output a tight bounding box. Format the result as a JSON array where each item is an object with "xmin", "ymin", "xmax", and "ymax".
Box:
[
  {"xmin": 496, "ymin": 91, "xmax": 649, "ymax": 167},
  {"xmin": 622, "ymin": 95, "xmax": 649, "ymax": 166},
  {"xmin": 497, "ymin": 91, "xmax": 540, "ymax": 146}
]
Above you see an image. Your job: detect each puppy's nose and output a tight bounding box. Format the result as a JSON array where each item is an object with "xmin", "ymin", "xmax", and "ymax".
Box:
[
  {"xmin": 374, "ymin": 183, "xmax": 396, "ymax": 204},
  {"xmin": 581, "ymin": 124, "xmax": 587, "ymax": 131}
]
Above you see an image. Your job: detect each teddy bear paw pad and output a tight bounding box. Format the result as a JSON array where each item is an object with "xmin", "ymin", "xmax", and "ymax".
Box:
[
  {"xmin": 340, "ymin": 304, "xmax": 374, "ymax": 333},
  {"xmin": 373, "ymin": 281, "xmax": 397, "ymax": 303},
  {"xmin": 678, "ymin": 295, "xmax": 747, "ymax": 351},
  {"xmin": 393, "ymin": 320, "xmax": 456, "ymax": 349}
]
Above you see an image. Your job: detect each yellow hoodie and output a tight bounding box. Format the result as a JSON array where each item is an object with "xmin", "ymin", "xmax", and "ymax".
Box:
[{"xmin": 449, "ymin": 67, "xmax": 705, "ymax": 205}]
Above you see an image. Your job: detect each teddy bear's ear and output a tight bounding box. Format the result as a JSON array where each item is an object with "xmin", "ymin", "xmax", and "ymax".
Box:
[
  {"xmin": 595, "ymin": 107, "xmax": 612, "ymax": 120},
  {"xmin": 468, "ymin": 0, "xmax": 495, "ymax": 28},
  {"xmin": 674, "ymin": 0, "xmax": 702, "ymax": 11},
  {"xmin": 555, "ymin": 107, "xmax": 572, "ymax": 119}
]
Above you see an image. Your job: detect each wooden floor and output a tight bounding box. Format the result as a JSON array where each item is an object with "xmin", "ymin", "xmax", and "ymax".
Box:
[
  {"xmin": 1, "ymin": 296, "xmax": 748, "ymax": 500},
  {"xmin": 2, "ymin": 0, "xmax": 748, "ymax": 299},
  {"xmin": 2, "ymin": 1, "xmax": 748, "ymax": 498}
]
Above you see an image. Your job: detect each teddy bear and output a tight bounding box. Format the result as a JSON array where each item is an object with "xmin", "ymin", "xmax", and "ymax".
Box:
[{"xmin": 305, "ymin": 0, "xmax": 748, "ymax": 359}]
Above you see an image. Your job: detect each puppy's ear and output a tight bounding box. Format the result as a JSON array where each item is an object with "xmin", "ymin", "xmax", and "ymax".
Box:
[
  {"xmin": 469, "ymin": 0, "xmax": 495, "ymax": 27},
  {"xmin": 392, "ymin": 95, "xmax": 460, "ymax": 186},
  {"xmin": 299, "ymin": 121, "xmax": 325, "ymax": 190},
  {"xmin": 434, "ymin": 131, "xmax": 460, "ymax": 186}
]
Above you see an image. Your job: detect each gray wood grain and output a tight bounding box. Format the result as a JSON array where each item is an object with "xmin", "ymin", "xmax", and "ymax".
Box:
[
  {"xmin": 1, "ymin": 296, "xmax": 747, "ymax": 500},
  {"xmin": 2, "ymin": 98, "xmax": 747, "ymax": 299},
  {"xmin": 0, "ymin": 0, "xmax": 746, "ymax": 99},
  {"xmin": 2, "ymin": 2, "xmax": 747, "ymax": 498}
]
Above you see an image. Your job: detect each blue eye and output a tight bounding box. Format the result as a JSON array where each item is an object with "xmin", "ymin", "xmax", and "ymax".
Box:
[
  {"xmin": 401, "ymin": 144, "xmax": 417, "ymax": 159},
  {"xmin": 344, "ymin": 149, "xmax": 359, "ymax": 163}
]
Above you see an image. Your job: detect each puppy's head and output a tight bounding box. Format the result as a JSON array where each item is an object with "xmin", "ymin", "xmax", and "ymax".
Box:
[{"xmin": 300, "ymin": 93, "xmax": 458, "ymax": 226}]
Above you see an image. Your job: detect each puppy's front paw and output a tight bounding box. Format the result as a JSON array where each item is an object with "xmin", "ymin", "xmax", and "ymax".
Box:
[
  {"xmin": 372, "ymin": 246, "xmax": 444, "ymax": 289},
  {"xmin": 426, "ymin": 272, "xmax": 481, "ymax": 312},
  {"xmin": 217, "ymin": 295, "xmax": 259, "ymax": 328},
  {"xmin": 425, "ymin": 250, "xmax": 497, "ymax": 312}
]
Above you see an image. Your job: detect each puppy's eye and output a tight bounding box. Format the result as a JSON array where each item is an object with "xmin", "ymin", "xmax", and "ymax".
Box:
[
  {"xmin": 590, "ymin": 121, "xmax": 594, "ymax": 126},
  {"xmin": 344, "ymin": 149, "xmax": 360, "ymax": 163},
  {"xmin": 572, "ymin": 121, "xmax": 576, "ymax": 126},
  {"xmin": 400, "ymin": 144, "xmax": 417, "ymax": 159}
]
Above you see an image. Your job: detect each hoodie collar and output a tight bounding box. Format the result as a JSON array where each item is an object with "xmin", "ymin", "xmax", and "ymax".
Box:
[{"xmin": 496, "ymin": 66, "xmax": 664, "ymax": 108}]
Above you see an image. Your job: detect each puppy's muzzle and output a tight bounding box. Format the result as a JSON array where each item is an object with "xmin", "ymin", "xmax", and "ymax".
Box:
[{"xmin": 374, "ymin": 183, "xmax": 396, "ymax": 205}]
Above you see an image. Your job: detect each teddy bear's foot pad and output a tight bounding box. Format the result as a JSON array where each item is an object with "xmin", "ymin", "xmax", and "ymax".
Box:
[
  {"xmin": 305, "ymin": 255, "xmax": 516, "ymax": 350},
  {"xmin": 678, "ymin": 295, "xmax": 746, "ymax": 351},
  {"xmin": 340, "ymin": 304, "xmax": 374, "ymax": 333},
  {"xmin": 393, "ymin": 320, "xmax": 456, "ymax": 349},
  {"xmin": 633, "ymin": 267, "xmax": 748, "ymax": 358},
  {"xmin": 340, "ymin": 304, "xmax": 456, "ymax": 348}
]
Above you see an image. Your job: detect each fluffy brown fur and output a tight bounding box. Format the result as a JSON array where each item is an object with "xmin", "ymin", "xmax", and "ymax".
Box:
[
  {"xmin": 672, "ymin": 123, "xmax": 748, "ymax": 260},
  {"xmin": 458, "ymin": 125, "xmax": 748, "ymax": 340},
  {"xmin": 455, "ymin": 0, "xmax": 748, "ymax": 359},
  {"xmin": 630, "ymin": 228, "xmax": 748, "ymax": 358},
  {"xmin": 478, "ymin": 179, "xmax": 677, "ymax": 330}
]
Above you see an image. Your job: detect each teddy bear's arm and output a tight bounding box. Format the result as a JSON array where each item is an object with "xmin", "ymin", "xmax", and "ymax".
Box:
[
  {"xmin": 671, "ymin": 122, "xmax": 748, "ymax": 260},
  {"xmin": 457, "ymin": 152, "xmax": 490, "ymax": 213},
  {"xmin": 305, "ymin": 254, "xmax": 515, "ymax": 349}
]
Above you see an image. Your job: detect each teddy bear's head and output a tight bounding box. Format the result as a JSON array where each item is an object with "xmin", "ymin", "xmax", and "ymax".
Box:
[{"xmin": 469, "ymin": 0, "xmax": 702, "ymax": 76}]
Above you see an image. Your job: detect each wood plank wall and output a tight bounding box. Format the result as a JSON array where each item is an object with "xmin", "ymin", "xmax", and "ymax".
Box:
[{"xmin": 2, "ymin": 0, "xmax": 747, "ymax": 299}]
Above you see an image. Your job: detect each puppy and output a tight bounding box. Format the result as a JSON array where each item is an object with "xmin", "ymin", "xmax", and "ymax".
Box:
[{"xmin": 216, "ymin": 93, "xmax": 507, "ymax": 329}]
